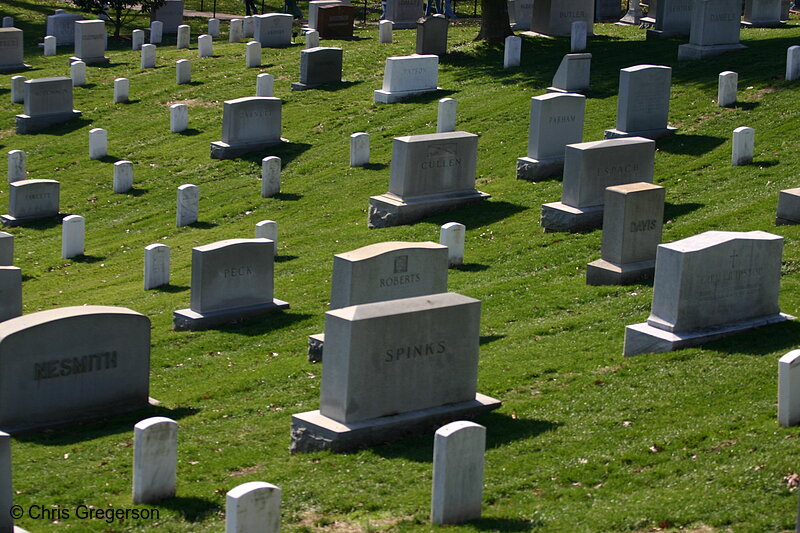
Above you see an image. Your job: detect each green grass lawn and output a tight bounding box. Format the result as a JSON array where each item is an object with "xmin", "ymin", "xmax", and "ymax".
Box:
[{"xmin": 2, "ymin": 1, "xmax": 800, "ymax": 531}]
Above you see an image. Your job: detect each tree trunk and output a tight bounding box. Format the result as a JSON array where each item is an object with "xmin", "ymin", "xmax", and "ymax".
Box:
[{"xmin": 476, "ymin": 0, "xmax": 513, "ymax": 43}]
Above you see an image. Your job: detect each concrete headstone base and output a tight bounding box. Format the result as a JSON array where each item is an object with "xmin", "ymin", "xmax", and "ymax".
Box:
[
  {"xmin": 368, "ymin": 190, "xmax": 490, "ymax": 228},
  {"xmin": 603, "ymin": 126, "xmax": 677, "ymax": 140},
  {"xmin": 516, "ymin": 156, "xmax": 565, "ymax": 180},
  {"xmin": 677, "ymin": 42, "xmax": 747, "ymax": 60},
  {"xmin": 15, "ymin": 110, "xmax": 81, "ymax": 134},
  {"xmin": 69, "ymin": 55, "xmax": 109, "ymax": 65},
  {"xmin": 586, "ymin": 258, "xmax": 655, "ymax": 285},
  {"xmin": 210, "ymin": 138, "xmax": 287, "ymax": 159},
  {"xmin": 373, "ymin": 87, "xmax": 441, "ymax": 103},
  {"xmin": 540, "ymin": 201, "xmax": 603, "ymax": 232},
  {"xmin": 173, "ymin": 298, "xmax": 289, "ymax": 331}
]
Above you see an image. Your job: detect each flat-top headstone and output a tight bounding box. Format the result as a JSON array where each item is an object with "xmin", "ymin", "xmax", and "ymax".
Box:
[
  {"xmin": 309, "ymin": 0, "xmax": 351, "ymax": 29},
  {"xmin": 16, "ymin": 77, "xmax": 82, "ymax": 134},
  {"xmin": 779, "ymin": 350, "xmax": 800, "ymax": 426},
  {"xmin": 647, "ymin": 0, "xmax": 693, "ymax": 37},
  {"xmin": 623, "ymin": 230, "xmax": 789, "ymax": 356},
  {"xmin": 72, "ymin": 20, "xmax": 108, "ymax": 64},
  {"xmin": 0, "ymin": 306, "xmax": 151, "ymax": 432},
  {"xmin": 586, "ymin": 182, "xmax": 665, "ymax": 285},
  {"xmin": 431, "ymin": 421, "xmax": 485, "ymax": 525},
  {"xmin": 374, "ymin": 54, "xmax": 440, "ymax": 103},
  {"xmin": 0, "ymin": 232, "xmax": 13, "ymax": 265},
  {"xmin": 2, "ymin": 179, "xmax": 60, "ymax": 225},
  {"xmin": 529, "ymin": 0, "xmax": 594, "ymax": 36},
  {"xmin": 173, "ymin": 238, "xmax": 289, "ymax": 330},
  {"xmin": 677, "ymin": 0, "xmax": 746, "ymax": 60},
  {"xmin": 254, "ymin": 14, "xmax": 293, "ymax": 47},
  {"xmin": 0, "ymin": 28, "xmax": 29, "ymax": 72},
  {"xmin": 604, "ymin": 65, "xmax": 675, "ymax": 140},
  {"xmin": 44, "ymin": 12, "xmax": 83, "ymax": 46},
  {"xmin": 548, "ymin": 53, "xmax": 591, "ymax": 93},
  {"xmin": 517, "ymin": 92, "xmax": 586, "ymax": 179},
  {"xmin": 226, "ymin": 482, "xmax": 281, "ymax": 533},
  {"xmin": 292, "ymin": 47, "xmax": 343, "ymax": 90},
  {"xmin": 317, "ymin": 4, "xmax": 356, "ymax": 39},
  {"xmin": 0, "ymin": 267, "xmax": 22, "ymax": 322},
  {"xmin": 416, "ymin": 14, "xmax": 448, "ymax": 55},
  {"xmin": 776, "ymin": 188, "xmax": 800, "ymax": 225},
  {"xmin": 743, "ymin": 0, "xmax": 782, "ymax": 26},
  {"xmin": 150, "ymin": 0, "xmax": 184, "ymax": 33},
  {"xmin": 211, "ymin": 97, "xmax": 284, "ymax": 159},
  {"xmin": 133, "ymin": 417, "xmax": 177, "ymax": 504},
  {"xmin": 385, "ymin": 0, "xmax": 424, "ymax": 28},
  {"xmin": 369, "ymin": 131, "xmax": 490, "ymax": 227}
]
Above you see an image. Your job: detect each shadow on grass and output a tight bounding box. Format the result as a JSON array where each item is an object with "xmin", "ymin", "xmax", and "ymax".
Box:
[
  {"xmin": 751, "ymin": 158, "xmax": 780, "ymax": 168},
  {"xmin": 664, "ymin": 201, "xmax": 704, "ymax": 221},
  {"xmin": 728, "ymin": 101, "xmax": 760, "ymax": 111},
  {"xmin": 126, "ymin": 187, "xmax": 149, "ymax": 196},
  {"xmin": 708, "ymin": 319, "xmax": 800, "ymax": 356},
  {"xmin": 305, "ymin": 80, "xmax": 363, "ymax": 92},
  {"xmin": 99, "ymin": 155, "xmax": 122, "ymax": 163},
  {"xmin": 467, "ymin": 517, "xmax": 544, "ymax": 531},
  {"xmin": 187, "ymin": 221, "xmax": 218, "ymax": 229},
  {"xmin": 13, "ymin": 406, "xmax": 199, "ymax": 445},
  {"xmin": 272, "ymin": 192, "xmax": 302, "ymax": 201},
  {"xmin": 480, "ymin": 334, "xmax": 505, "ymax": 345},
  {"xmin": 426, "ymin": 200, "xmax": 528, "ymax": 229},
  {"xmin": 14, "ymin": 216, "xmax": 64, "ymax": 230},
  {"xmin": 454, "ymin": 263, "xmax": 490, "ymax": 272},
  {"xmin": 275, "ymin": 254, "xmax": 299, "ymax": 263},
  {"xmin": 240, "ymin": 142, "xmax": 312, "ymax": 167},
  {"xmin": 657, "ymin": 134, "xmax": 726, "ymax": 156},
  {"xmin": 34, "ymin": 117, "xmax": 92, "ymax": 136},
  {"xmin": 153, "ymin": 497, "xmax": 221, "ymax": 522},
  {"xmin": 69, "ymin": 254, "xmax": 106, "ymax": 264},
  {"xmin": 396, "ymin": 89, "xmax": 458, "ymax": 104},
  {"xmin": 118, "ymin": 99, "xmax": 142, "ymax": 105},
  {"xmin": 154, "ymin": 283, "xmax": 190, "ymax": 293},
  {"xmin": 361, "ymin": 162, "xmax": 388, "ymax": 171},
  {"xmin": 178, "ymin": 128, "xmax": 203, "ymax": 136},
  {"xmin": 215, "ymin": 311, "xmax": 314, "ymax": 336},
  {"xmin": 180, "ymin": 81, "xmax": 204, "ymax": 87},
  {"xmin": 75, "ymin": 83, "xmax": 97, "ymax": 90}
]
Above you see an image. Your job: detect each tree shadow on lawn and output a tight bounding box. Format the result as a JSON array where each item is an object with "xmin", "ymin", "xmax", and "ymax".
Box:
[
  {"xmin": 705, "ymin": 320, "xmax": 800, "ymax": 356},
  {"xmin": 373, "ymin": 412, "xmax": 560, "ymax": 463},
  {"xmin": 425, "ymin": 200, "xmax": 527, "ymax": 230},
  {"xmin": 12, "ymin": 406, "xmax": 199, "ymax": 445}
]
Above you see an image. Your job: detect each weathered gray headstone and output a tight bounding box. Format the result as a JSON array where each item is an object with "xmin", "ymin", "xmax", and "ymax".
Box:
[
  {"xmin": 586, "ymin": 182, "xmax": 664, "ymax": 285},
  {"xmin": 732, "ymin": 126, "xmax": 754, "ymax": 166},
  {"xmin": 350, "ymin": 132, "xmax": 370, "ymax": 167},
  {"xmin": 517, "ymin": 92, "xmax": 585, "ymax": 180},
  {"xmin": 16, "ymin": 77, "xmax": 82, "ymax": 134},
  {"xmin": 114, "ymin": 77, "xmax": 129, "ymax": 103},
  {"xmin": 291, "ymin": 47, "xmax": 343, "ymax": 90},
  {"xmin": 144, "ymin": 243, "xmax": 170, "ymax": 290},
  {"xmin": 309, "ymin": 0, "xmax": 350, "ymax": 29},
  {"xmin": 305, "ymin": 29, "xmax": 320, "ymax": 48},
  {"xmin": 0, "ymin": 305, "xmax": 151, "ymax": 432},
  {"xmin": 437, "ymin": 97, "xmax": 457, "ymax": 133},
  {"xmin": 7, "ymin": 151, "xmax": 25, "ymax": 183},
  {"xmin": 619, "ymin": 0, "xmax": 642, "ymax": 24},
  {"xmin": 368, "ymin": 131, "xmax": 490, "ymax": 228},
  {"xmin": 133, "ymin": 417, "xmax": 177, "ymax": 504},
  {"xmin": 211, "ymin": 97, "xmax": 284, "ymax": 159},
  {"xmin": 529, "ymin": 0, "xmax": 594, "ymax": 36},
  {"xmin": 416, "ymin": 14, "xmax": 448, "ymax": 55},
  {"xmin": 89, "ymin": 128, "xmax": 107, "ymax": 160},
  {"xmin": 512, "ymin": 0, "xmax": 534, "ymax": 28},
  {"xmin": 44, "ymin": 12, "xmax": 83, "ymax": 46},
  {"xmin": 547, "ymin": 53, "xmax": 591, "ymax": 93},
  {"xmin": 61, "ymin": 214, "xmax": 85, "ymax": 259},
  {"xmin": 504, "ymin": 35, "xmax": 521, "ymax": 68},
  {"xmin": 150, "ymin": 20, "xmax": 163, "ymax": 43},
  {"xmin": 132, "ymin": 28, "xmax": 144, "ymax": 49},
  {"xmin": 141, "ymin": 43, "xmax": 157, "ymax": 69},
  {"xmin": 257, "ymin": 73, "xmax": 274, "ymax": 96},
  {"xmin": 440, "ymin": 222, "xmax": 465, "ymax": 267},
  {"xmin": 226, "ymin": 482, "xmax": 281, "ymax": 533},
  {"xmin": 0, "ymin": 267, "xmax": 22, "ymax": 322},
  {"xmin": 176, "ymin": 58, "xmax": 190, "ymax": 83},
  {"xmin": 385, "ymin": 0, "xmax": 424, "ymax": 28},
  {"xmin": 0, "ymin": 430, "xmax": 11, "ymax": 532},
  {"xmin": 43, "ymin": 35, "xmax": 56, "ymax": 56},
  {"xmin": 317, "ymin": 4, "xmax": 356, "ymax": 39},
  {"xmin": 229, "ymin": 18, "xmax": 243, "ymax": 42},
  {"xmin": 0, "ymin": 28, "xmax": 29, "ymax": 72},
  {"xmin": 198, "ymin": 34, "xmax": 212, "ymax": 57},
  {"xmin": 541, "ymin": 136, "xmax": 655, "ymax": 232},
  {"xmin": 176, "ymin": 24, "xmax": 189, "ymax": 48},
  {"xmin": 114, "ymin": 160, "xmax": 133, "ymax": 193},
  {"xmin": 3, "ymin": 17, "xmax": 12, "ymax": 27},
  {"xmin": 261, "ymin": 156, "xmax": 281, "ymax": 197},
  {"xmin": 170, "ymin": 103, "xmax": 188, "ymax": 133},
  {"xmin": 623, "ymin": 230, "xmax": 789, "ymax": 356},
  {"xmin": 788, "ymin": 46, "xmax": 800, "ymax": 80},
  {"xmin": 374, "ymin": 54, "xmax": 440, "ymax": 103},
  {"xmin": 604, "ymin": 64, "xmax": 675, "ymax": 139},
  {"xmin": 743, "ymin": 0, "xmax": 782, "ymax": 26},
  {"xmin": 776, "ymin": 188, "xmax": 800, "ymax": 225},
  {"xmin": 0, "ymin": 233, "xmax": 13, "ymax": 266},
  {"xmin": 246, "ymin": 41, "xmax": 261, "ymax": 68},
  {"xmin": 150, "ymin": 0, "xmax": 184, "ymax": 33},
  {"xmin": 243, "ymin": 16, "xmax": 255, "ymax": 38},
  {"xmin": 291, "ymin": 292, "xmax": 501, "ymax": 452},
  {"xmin": 717, "ymin": 70, "xmax": 737, "ymax": 107},
  {"xmin": 570, "ymin": 20, "xmax": 587, "ymax": 51},
  {"xmin": 70, "ymin": 60, "xmax": 86, "ymax": 86},
  {"xmin": 677, "ymin": 0, "xmax": 746, "ymax": 60},
  {"xmin": 173, "ymin": 238, "xmax": 289, "ymax": 330},
  {"xmin": 596, "ymin": 0, "xmax": 623, "ymax": 21},
  {"xmin": 647, "ymin": 0, "xmax": 693, "ymax": 37},
  {"xmin": 431, "ymin": 421, "xmax": 485, "ymax": 525},
  {"xmin": 208, "ymin": 18, "xmax": 220, "ymax": 36},
  {"xmin": 10, "ymin": 76, "xmax": 25, "ymax": 104},
  {"xmin": 176, "ymin": 184, "xmax": 198, "ymax": 227},
  {"xmin": 779, "ymin": 350, "xmax": 800, "ymax": 427},
  {"xmin": 254, "ymin": 14, "xmax": 293, "ymax": 47},
  {"xmin": 72, "ymin": 20, "xmax": 108, "ymax": 64},
  {"xmin": 2, "ymin": 179, "xmax": 60, "ymax": 225},
  {"xmin": 379, "ymin": 19, "xmax": 393, "ymax": 42}
]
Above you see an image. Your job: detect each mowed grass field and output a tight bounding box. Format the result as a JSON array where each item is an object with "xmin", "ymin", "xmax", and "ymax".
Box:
[{"xmin": 2, "ymin": 1, "xmax": 800, "ymax": 531}]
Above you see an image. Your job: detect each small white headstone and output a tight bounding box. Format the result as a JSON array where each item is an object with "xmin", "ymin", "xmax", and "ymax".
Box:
[
  {"xmin": 244, "ymin": 16, "xmax": 255, "ymax": 37},
  {"xmin": 440, "ymin": 222, "xmax": 465, "ymax": 267},
  {"xmin": 732, "ymin": 126, "xmax": 754, "ymax": 166},
  {"xmin": 114, "ymin": 77, "xmax": 129, "ymax": 103},
  {"xmin": 113, "ymin": 160, "xmax": 133, "ymax": 193},
  {"xmin": 132, "ymin": 28, "xmax": 144, "ymax": 50},
  {"xmin": 177, "ymin": 184, "xmax": 199, "ymax": 227},
  {"xmin": 0, "ymin": 430, "xmax": 11, "ymax": 533},
  {"xmin": 89, "ymin": 128, "xmax": 108, "ymax": 160},
  {"xmin": 208, "ymin": 18, "xmax": 220, "ymax": 36},
  {"xmin": 198, "ymin": 34, "xmax": 213, "ymax": 57},
  {"xmin": 141, "ymin": 43, "xmax": 156, "ymax": 69},
  {"xmin": 144, "ymin": 243, "xmax": 171, "ymax": 290},
  {"xmin": 431, "ymin": 421, "xmax": 485, "ymax": 525},
  {"xmin": 62, "ymin": 214, "xmax": 85, "ymax": 259},
  {"xmin": 379, "ymin": 19, "xmax": 393, "ymax": 42},
  {"xmin": 437, "ymin": 98, "xmax": 457, "ymax": 133},
  {"xmin": 350, "ymin": 132, "xmax": 369, "ymax": 167},
  {"xmin": 256, "ymin": 73, "xmax": 274, "ymax": 96},
  {"xmin": 71, "ymin": 60, "xmax": 87, "ymax": 87},
  {"xmin": 150, "ymin": 20, "xmax": 163, "ymax": 43},
  {"xmin": 306, "ymin": 29, "xmax": 320, "ymax": 48},
  {"xmin": 718, "ymin": 71, "xmax": 737, "ymax": 107},
  {"xmin": 787, "ymin": 45, "xmax": 800, "ymax": 81},
  {"xmin": 255, "ymin": 220, "xmax": 278, "ymax": 255},
  {"xmin": 133, "ymin": 417, "xmax": 178, "ymax": 504},
  {"xmin": 171, "ymin": 103, "xmax": 188, "ymax": 133},
  {"xmin": 504, "ymin": 35, "xmax": 521, "ymax": 68},
  {"xmin": 571, "ymin": 20, "xmax": 587, "ymax": 51},
  {"xmin": 44, "ymin": 35, "xmax": 56, "ymax": 56},
  {"xmin": 7, "ymin": 150, "xmax": 25, "ymax": 183},
  {"xmin": 779, "ymin": 350, "xmax": 800, "ymax": 426},
  {"xmin": 261, "ymin": 156, "xmax": 281, "ymax": 198},
  {"xmin": 11, "ymin": 76, "xmax": 25, "ymax": 104},
  {"xmin": 246, "ymin": 41, "xmax": 261, "ymax": 68},
  {"xmin": 226, "ymin": 482, "xmax": 281, "ymax": 533},
  {"xmin": 3, "ymin": 16, "xmax": 13, "ymax": 27},
  {"xmin": 176, "ymin": 58, "xmax": 191, "ymax": 84},
  {"xmin": 176, "ymin": 24, "xmax": 190, "ymax": 49},
  {"xmin": 229, "ymin": 19, "xmax": 243, "ymax": 42}
]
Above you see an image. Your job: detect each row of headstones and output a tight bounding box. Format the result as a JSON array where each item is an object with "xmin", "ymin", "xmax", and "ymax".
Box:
[{"xmin": 0, "ymin": 417, "xmax": 487, "ymax": 531}]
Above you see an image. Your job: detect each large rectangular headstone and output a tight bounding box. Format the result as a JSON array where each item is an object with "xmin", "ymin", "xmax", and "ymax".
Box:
[
  {"xmin": 2, "ymin": 179, "xmax": 60, "ymax": 225},
  {"xmin": 374, "ymin": 54, "xmax": 440, "ymax": 103},
  {"xmin": 547, "ymin": 53, "xmax": 591, "ymax": 93},
  {"xmin": 0, "ymin": 28, "xmax": 29, "ymax": 72},
  {"xmin": 0, "ymin": 267, "xmax": 21, "ymax": 324},
  {"xmin": 291, "ymin": 292, "xmax": 501, "ymax": 452},
  {"xmin": 317, "ymin": 4, "xmax": 356, "ymax": 39},
  {"xmin": 605, "ymin": 65, "xmax": 675, "ymax": 139},
  {"xmin": 743, "ymin": 0, "xmax": 782, "ymax": 26},
  {"xmin": 173, "ymin": 238, "xmax": 289, "ymax": 330},
  {"xmin": 512, "ymin": 0, "xmax": 534, "ymax": 29},
  {"xmin": 44, "ymin": 12, "xmax": 83, "ymax": 46},
  {"xmin": 0, "ymin": 306, "xmax": 151, "ymax": 432},
  {"xmin": 16, "ymin": 77, "xmax": 82, "ymax": 134},
  {"xmin": 517, "ymin": 92, "xmax": 585, "ymax": 179},
  {"xmin": 624, "ymin": 231, "xmax": 790, "ymax": 355},
  {"xmin": 309, "ymin": 0, "xmax": 350, "ymax": 29},
  {"xmin": 211, "ymin": 97, "xmax": 284, "ymax": 159},
  {"xmin": 291, "ymin": 47, "xmax": 343, "ymax": 90},
  {"xmin": 72, "ymin": 20, "xmax": 108, "ymax": 64},
  {"xmin": 416, "ymin": 15, "xmax": 448, "ymax": 55},
  {"xmin": 369, "ymin": 131, "xmax": 490, "ymax": 227},
  {"xmin": 648, "ymin": 0, "xmax": 693, "ymax": 37},
  {"xmin": 254, "ymin": 14, "xmax": 293, "ymax": 47},
  {"xmin": 529, "ymin": 0, "xmax": 594, "ymax": 36},
  {"xmin": 677, "ymin": 0, "xmax": 746, "ymax": 60},
  {"xmin": 150, "ymin": 0, "xmax": 184, "ymax": 33},
  {"xmin": 0, "ymin": 431, "xmax": 11, "ymax": 533},
  {"xmin": 385, "ymin": 0, "xmax": 424, "ymax": 28}
]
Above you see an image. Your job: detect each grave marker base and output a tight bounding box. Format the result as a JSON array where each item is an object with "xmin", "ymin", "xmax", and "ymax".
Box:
[
  {"xmin": 546, "ymin": 86, "xmax": 587, "ymax": 94},
  {"xmin": 741, "ymin": 19, "xmax": 784, "ymax": 27},
  {"xmin": 173, "ymin": 298, "xmax": 289, "ymax": 331},
  {"xmin": 646, "ymin": 29, "xmax": 689, "ymax": 39},
  {"xmin": 623, "ymin": 313, "xmax": 793, "ymax": 356},
  {"xmin": 540, "ymin": 201, "xmax": 603, "ymax": 232},
  {"xmin": 69, "ymin": 55, "xmax": 109, "ymax": 65},
  {"xmin": 368, "ymin": 190, "xmax": 490, "ymax": 228},
  {"xmin": 210, "ymin": 138, "xmax": 288, "ymax": 159},
  {"xmin": 586, "ymin": 258, "xmax": 655, "ymax": 285},
  {"xmin": 516, "ymin": 156, "xmax": 565, "ymax": 180},
  {"xmin": 0, "ymin": 212, "xmax": 64, "ymax": 227},
  {"xmin": 677, "ymin": 42, "xmax": 747, "ymax": 60},
  {"xmin": 0, "ymin": 63, "xmax": 30, "ymax": 73},
  {"xmin": 374, "ymin": 87, "xmax": 442, "ymax": 103},
  {"xmin": 291, "ymin": 80, "xmax": 345, "ymax": 91},
  {"xmin": 290, "ymin": 393, "xmax": 501, "ymax": 453},
  {"xmin": 603, "ymin": 126, "xmax": 677, "ymax": 140},
  {"xmin": 15, "ymin": 110, "xmax": 82, "ymax": 134}
]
